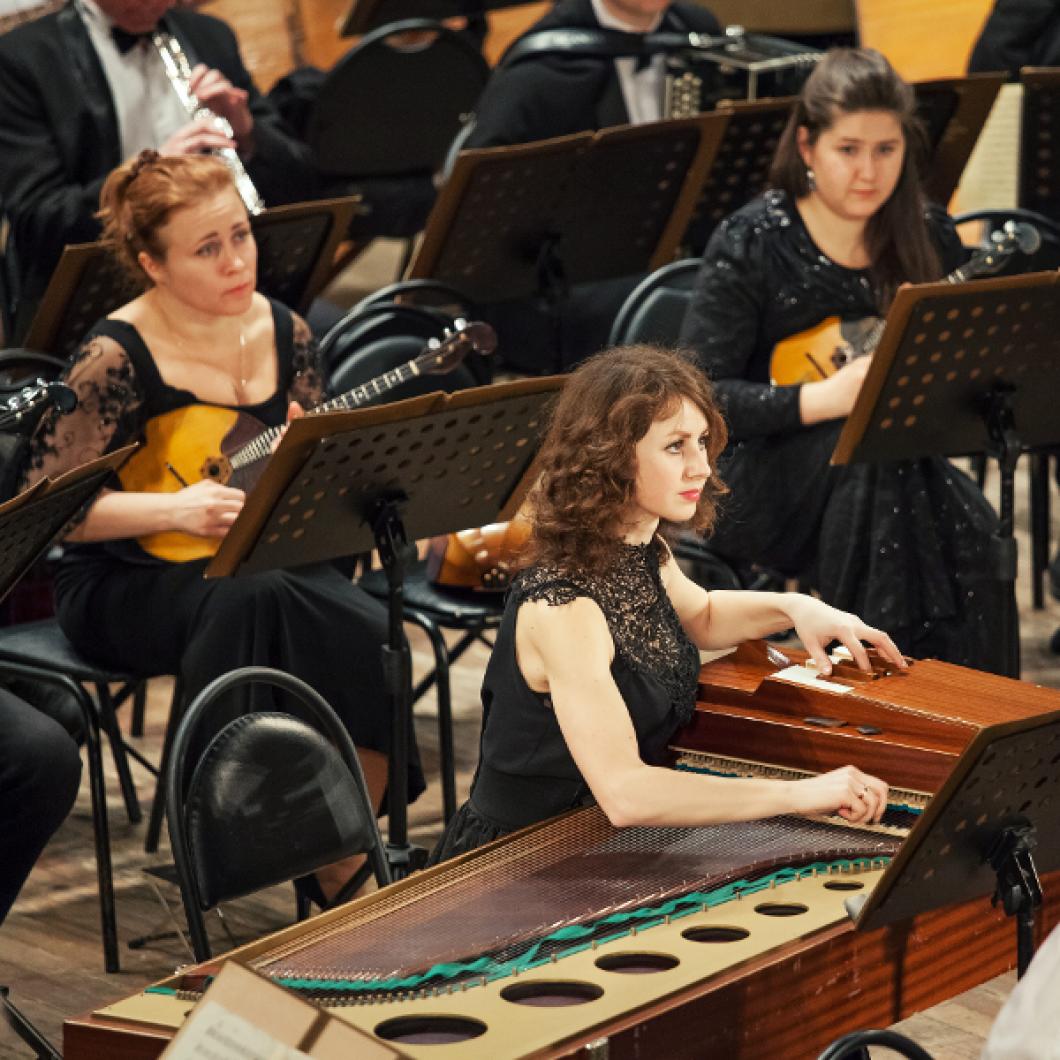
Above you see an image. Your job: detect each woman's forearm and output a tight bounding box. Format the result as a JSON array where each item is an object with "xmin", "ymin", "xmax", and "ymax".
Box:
[
  {"xmin": 66, "ymin": 490, "xmax": 176, "ymax": 542},
  {"xmin": 691, "ymin": 590, "xmax": 802, "ymax": 649}
]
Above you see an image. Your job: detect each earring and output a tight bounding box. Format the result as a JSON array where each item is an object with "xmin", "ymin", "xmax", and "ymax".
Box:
[{"xmin": 805, "ymin": 167, "xmax": 816, "ymax": 192}]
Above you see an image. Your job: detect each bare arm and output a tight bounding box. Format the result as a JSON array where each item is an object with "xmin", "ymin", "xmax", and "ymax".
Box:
[
  {"xmin": 659, "ymin": 554, "xmax": 907, "ymax": 674},
  {"xmin": 523, "ymin": 596, "xmax": 889, "ymax": 829}
]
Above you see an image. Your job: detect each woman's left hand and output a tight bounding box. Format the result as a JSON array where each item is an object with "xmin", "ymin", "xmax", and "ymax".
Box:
[
  {"xmin": 783, "ymin": 594, "xmax": 907, "ymax": 675},
  {"xmin": 269, "ymin": 401, "xmax": 306, "ymax": 455}
]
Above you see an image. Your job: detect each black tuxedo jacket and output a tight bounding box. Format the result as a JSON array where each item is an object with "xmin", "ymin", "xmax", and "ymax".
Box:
[
  {"xmin": 0, "ymin": 2, "xmax": 318, "ymax": 322},
  {"xmin": 968, "ymin": 0, "xmax": 1060, "ymax": 78},
  {"xmin": 465, "ymin": 0, "xmax": 721, "ymax": 149}
]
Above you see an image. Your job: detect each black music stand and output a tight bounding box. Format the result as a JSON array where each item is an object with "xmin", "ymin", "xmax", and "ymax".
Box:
[
  {"xmin": 853, "ymin": 706, "xmax": 1060, "ymax": 978},
  {"xmin": 914, "ymin": 74, "xmax": 1004, "ymax": 207},
  {"xmin": 1019, "ymin": 68, "xmax": 1060, "ymax": 218},
  {"xmin": 0, "ymin": 446, "xmax": 134, "ymax": 969},
  {"xmin": 832, "ymin": 271, "xmax": 1060, "ymax": 680},
  {"xmin": 681, "ymin": 98, "xmax": 794, "ymax": 254},
  {"xmin": 205, "ymin": 377, "xmax": 562, "ymax": 875},
  {"xmin": 409, "ymin": 115, "xmax": 725, "ymax": 369},
  {"xmin": 23, "ymin": 197, "xmax": 361, "ymax": 356}
]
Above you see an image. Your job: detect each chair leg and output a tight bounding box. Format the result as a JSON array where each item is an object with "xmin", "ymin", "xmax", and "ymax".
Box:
[
  {"xmin": 1030, "ymin": 452, "xmax": 1050, "ymax": 610},
  {"xmin": 0, "ymin": 987, "xmax": 62, "ymax": 1060},
  {"xmin": 130, "ymin": 681, "xmax": 147, "ymax": 737},
  {"xmin": 405, "ymin": 612, "xmax": 457, "ymax": 824},
  {"xmin": 95, "ymin": 682, "xmax": 142, "ymax": 824},
  {"xmin": 146, "ymin": 677, "xmax": 185, "ymax": 854}
]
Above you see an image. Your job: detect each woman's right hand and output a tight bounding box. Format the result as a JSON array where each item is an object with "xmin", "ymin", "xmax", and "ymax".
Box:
[
  {"xmin": 799, "ymin": 355, "xmax": 872, "ymax": 424},
  {"xmin": 788, "ymin": 765, "xmax": 889, "ymax": 825},
  {"xmin": 169, "ymin": 479, "xmax": 245, "ymax": 539}
]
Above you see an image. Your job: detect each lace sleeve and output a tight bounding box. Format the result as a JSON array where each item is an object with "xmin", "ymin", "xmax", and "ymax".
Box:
[
  {"xmin": 23, "ymin": 333, "xmax": 143, "ymax": 488},
  {"xmin": 286, "ymin": 311, "xmax": 325, "ymax": 409}
]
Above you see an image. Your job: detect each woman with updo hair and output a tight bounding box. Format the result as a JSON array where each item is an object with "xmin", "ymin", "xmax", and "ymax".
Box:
[
  {"xmin": 433, "ymin": 345, "xmax": 899, "ymax": 863},
  {"xmin": 679, "ymin": 47, "xmax": 1007, "ymax": 674},
  {"xmin": 25, "ymin": 150, "xmax": 422, "ymax": 906}
]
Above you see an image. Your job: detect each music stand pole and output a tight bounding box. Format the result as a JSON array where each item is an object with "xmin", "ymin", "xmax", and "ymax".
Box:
[
  {"xmin": 370, "ymin": 493, "xmax": 420, "ymax": 873},
  {"xmin": 206, "ymin": 379, "xmax": 562, "ymax": 878}
]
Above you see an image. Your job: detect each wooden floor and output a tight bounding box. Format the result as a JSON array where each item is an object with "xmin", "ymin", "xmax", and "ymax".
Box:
[{"xmin": 2, "ymin": 242, "xmax": 1060, "ymax": 1058}]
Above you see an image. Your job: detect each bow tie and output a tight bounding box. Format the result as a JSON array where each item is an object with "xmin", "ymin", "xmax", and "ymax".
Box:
[
  {"xmin": 111, "ymin": 26, "xmax": 154, "ymax": 54},
  {"xmin": 633, "ymin": 50, "xmax": 655, "ymax": 73}
]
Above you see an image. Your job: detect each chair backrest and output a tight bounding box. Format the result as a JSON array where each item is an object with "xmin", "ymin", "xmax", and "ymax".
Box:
[
  {"xmin": 307, "ymin": 20, "xmax": 490, "ymax": 178},
  {"xmin": 321, "ymin": 283, "xmax": 489, "ymax": 401},
  {"xmin": 608, "ymin": 258, "xmax": 702, "ymax": 347},
  {"xmin": 166, "ymin": 667, "xmax": 390, "ymax": 954}
]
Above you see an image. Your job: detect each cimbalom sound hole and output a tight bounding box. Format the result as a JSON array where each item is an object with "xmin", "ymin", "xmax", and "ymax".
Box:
[
  {"xmin": 500, "ymin": 980, "xmax": 604, "ymax": 1007},
  {"xmin": 681, "ymin": 925, "xmax": 751, "ymax": 943},
  {"xmin": 595, "ymin": 952, "xmax": 680, "ymax": 974},
  {"xmin": 374, "ymin": 1015, "xmax": 487, "ymax": 1045}
]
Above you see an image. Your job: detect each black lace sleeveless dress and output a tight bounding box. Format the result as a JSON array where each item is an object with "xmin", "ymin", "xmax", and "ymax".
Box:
[
  {"xmin": 25, "ymin": 300, "xmax": 424, "ymax": 799},
  {"xmin": 679, "ymin": 190, "xmax": 1009, "ymax": 674},
  {"xmin": 431, "ymin": 539, "xmax": 700, "ymax": 862}
]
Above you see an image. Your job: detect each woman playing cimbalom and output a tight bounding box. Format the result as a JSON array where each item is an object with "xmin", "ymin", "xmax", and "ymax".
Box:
[
  {"xmin": 679, "ymin": 48, "xmax": 1007, "ymax": 673},
  {"xmin": 25, "ymin": 151, "xmax": 422, "ymax": 905},
  {"xmin": 433, "ymin": 345, "xmax": 898, "ymax": 862}
]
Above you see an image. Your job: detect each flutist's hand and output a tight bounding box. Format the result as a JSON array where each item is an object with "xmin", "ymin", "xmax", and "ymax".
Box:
[
  {"xmin": 159, "ymin": 116, "xmax": 236, "ymax": 158},
  {"xmin": 189, "ymin": 64, "xmax": 254, "ymax": 147}
]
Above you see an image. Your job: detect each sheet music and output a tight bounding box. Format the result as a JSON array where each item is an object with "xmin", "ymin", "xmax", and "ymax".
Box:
[
  {"xmin": 163, "ymin": 1001, "xmax": 311, "ymax": 1060},
  {"xmin": 954, "ymin": 81, "xmax": 1022, "ymax": 213}
]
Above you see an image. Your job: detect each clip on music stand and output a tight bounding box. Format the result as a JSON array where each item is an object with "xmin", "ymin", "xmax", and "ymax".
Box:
[
  {"xmin": 409, "ymin": 114, "xmax": 725, "ymax": 370},
  {"xmin": 0, "ymin": 446, "xmax": 134, "ymax": 970},
  {"xmin": 23, "ymin": 196, "xmax": 362, "ymax": 357},
  {"xmin": 852, "ymin": 705, "xmax": 1060, "ymax": 978},
  {"xmin": 204, "ymin": 377, "xmax": 562, "ymax": 875},
  {"xmin": 832, "ymin": 270, "xmax": 1060, "ymax": 680}
]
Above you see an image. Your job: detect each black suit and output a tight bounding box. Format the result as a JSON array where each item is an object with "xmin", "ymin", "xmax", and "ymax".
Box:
[
  {"xmin": 0, "ymin": 2, "xmax": 317, "ymax": 330},
  {"xmin": 969, "ymin": 0, "xmax": 1060, "ymax": 78},
  {"xmin": 466, "ymin": 0, "xmax": 721, "ymax": 149}
]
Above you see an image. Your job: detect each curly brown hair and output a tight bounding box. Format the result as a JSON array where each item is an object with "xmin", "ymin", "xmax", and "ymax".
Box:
[
  {"xmin": 524, "ymin": 345, "xmax": 728, "ymax": 575},
  {"xmin": 98, "ymin": 150, "xmax": 240, "ymax": 286}
]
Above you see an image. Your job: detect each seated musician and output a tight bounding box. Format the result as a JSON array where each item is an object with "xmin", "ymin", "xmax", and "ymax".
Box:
[
  {"xmin": 433, "ymin": 345, "xmax": 895, "ymax": 862},
  {"xmin": 0, "ymin": 0, "xmax": 317, "ymax": 339},
  {"xmin": 0, "ymin": 687, "xmax": 81, "ymax": 924},
  {"xmin": 23, "ymin": 151, "xmax": 423, "ymax": 906},
  {"xmin": 465, "ymin": 0, "xmax": 721, "ymax": 150},
  {"xmin": 678, "ymin": 47, "xmax": 1008, "ymax": 674}
]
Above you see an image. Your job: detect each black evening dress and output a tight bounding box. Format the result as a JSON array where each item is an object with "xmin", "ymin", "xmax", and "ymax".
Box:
[
  {"xmin": 431, "ymin": 539, "xmax": 700, "ymax": 862},
  {"xmin": 25, "ymin": 299, "xmax": 424, "ymax": 799},
  {"xmin": 678, "ymin": 190, "xmax": 1008, "ymax": 674}
]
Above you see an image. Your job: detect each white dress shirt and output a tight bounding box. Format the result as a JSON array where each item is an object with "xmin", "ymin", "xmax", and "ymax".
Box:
[
  {"xmin": 76, "ymin": 0, "xmax": 189, "ymax": 158},
  {"xmin": 589, "ymin": 0, "xmax": 665, "ymax": 125}
]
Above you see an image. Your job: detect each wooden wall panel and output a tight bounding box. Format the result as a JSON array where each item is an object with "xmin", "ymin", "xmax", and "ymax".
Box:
[
  {"xmin": 200, "ymin": 0, "xmax": 297, "ymax": 90},
  {"xmin": 857, "ymin": 0, "xmax": 995, "ymax": 81}
]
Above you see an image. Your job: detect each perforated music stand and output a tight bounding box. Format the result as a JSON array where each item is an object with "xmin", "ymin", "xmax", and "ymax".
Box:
[
  {"xmin": 409, "ymin": 115, "xmax": 725, "ymax": 367},
  {"xmin": 914, "ymin": 74, "xmax": 1004, "ymax": 206},
  {"xmin": 832, "ymin": 270, "xmax": 1060, "ymax": 679},
  {"xmin": 854, "ymin": 706, "xmax": 1060, "ymax": 978},
  {"xmin": 205, "ymin": 377, "xmax": 563, "ymax": 874},
  {"xmin": 1019, "ymin": 68, "xmax": 1060, "ymax": 218},
  {"xmin": 23, "ymin": 196, "xmax": 361, "ymax": 356},
  {"xmin": 681, "ymin": 97, "xmax": 793, "ymax": 253},
  {"xmin": 0, "ymin": 446, "xmax": 133, "ymax": 969}
]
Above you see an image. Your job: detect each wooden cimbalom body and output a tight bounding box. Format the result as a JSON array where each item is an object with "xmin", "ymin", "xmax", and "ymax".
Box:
[{"xmin": 67, "ymin": 644, "xmax": 1060, "ymax": 1059}]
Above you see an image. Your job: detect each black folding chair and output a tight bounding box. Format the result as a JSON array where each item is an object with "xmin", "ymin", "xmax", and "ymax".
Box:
[{"xmin": 166, "ymin": 666, "xmax": 391, "ymax": 961}]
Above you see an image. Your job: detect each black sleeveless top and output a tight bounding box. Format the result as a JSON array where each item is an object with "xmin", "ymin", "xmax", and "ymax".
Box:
[
  {"xmin": 25, "ymin": 298, "xmax": 324, "ymax": 581},
  {"xmin": 431, "ymin": 538, "xmax": 700, "ymax": 863}
]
